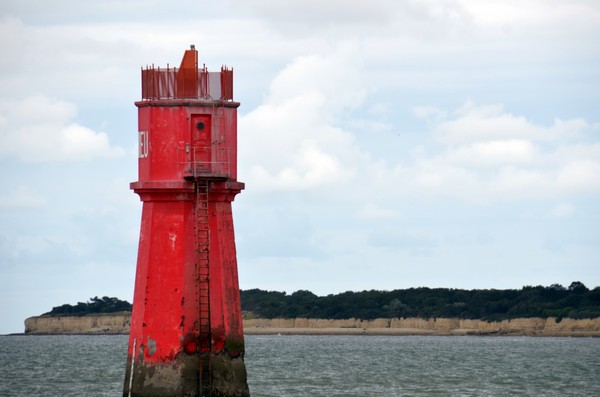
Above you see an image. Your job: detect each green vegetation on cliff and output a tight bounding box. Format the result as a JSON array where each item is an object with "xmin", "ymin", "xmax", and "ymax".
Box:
[
  {"xmin": 42, "ymin": 282, "xmax": 600, "ymax": 322},
  {"xmin": 44, "ymin": 296, "xmax": 132, "ymax": 316},
  {"xmin": 241, "ymin": 282, "xmax": 600, "ymax": 322}
]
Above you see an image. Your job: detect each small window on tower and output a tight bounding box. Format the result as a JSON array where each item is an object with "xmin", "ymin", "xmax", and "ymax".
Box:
[
  {"xmin": 139, "ymin": 130, "xmax": 149, "ymax": 158},
  {"xmin": 197, "ymin": 122, "xmax": 205, "ymax": 130}
]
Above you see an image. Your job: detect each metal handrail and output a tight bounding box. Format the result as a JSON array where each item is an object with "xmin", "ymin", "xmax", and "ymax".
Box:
[
  {"xmin": 178, "ymin": 146, "xmax": 232, "ymax": 179},
  {"xmin": 141, "ymin": 67, "xmax": 233, "ymax": 101}
]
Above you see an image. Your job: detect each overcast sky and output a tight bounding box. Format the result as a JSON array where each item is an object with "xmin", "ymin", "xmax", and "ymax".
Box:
[{"xmin": 1, "ymin": 0, "xmax": 599, "ymax": 334}]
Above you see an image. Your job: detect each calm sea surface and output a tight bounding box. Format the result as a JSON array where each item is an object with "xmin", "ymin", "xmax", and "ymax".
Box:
[{"xmin": 1, "ymin": 334, "xmax": 599, "ymax": 396}]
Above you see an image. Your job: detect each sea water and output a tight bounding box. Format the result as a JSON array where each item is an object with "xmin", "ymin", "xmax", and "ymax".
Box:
[{"xmin": 1, "ymin": 334, "xmax": 599, "ymax": 396}]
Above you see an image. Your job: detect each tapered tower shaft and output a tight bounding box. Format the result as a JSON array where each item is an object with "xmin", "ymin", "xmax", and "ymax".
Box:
[{"xmin": 123, "ymin": 47, "xmax": 249, "ymax": 397}]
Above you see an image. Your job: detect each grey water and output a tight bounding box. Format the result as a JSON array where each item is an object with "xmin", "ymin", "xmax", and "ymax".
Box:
[{"xmin": 1, "ymin": 334, "xmax": 599, "ymax": 396}]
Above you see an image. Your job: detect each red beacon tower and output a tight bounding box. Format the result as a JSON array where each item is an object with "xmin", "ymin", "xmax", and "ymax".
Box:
[{"xmin": 123, "ymin": 46, "xmax": 250, "ymax": 397}]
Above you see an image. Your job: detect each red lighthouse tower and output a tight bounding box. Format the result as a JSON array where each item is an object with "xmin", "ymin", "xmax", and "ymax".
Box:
[{"xmin": 123, "ymin": 47, "xmax": 249, "ymax": 397}]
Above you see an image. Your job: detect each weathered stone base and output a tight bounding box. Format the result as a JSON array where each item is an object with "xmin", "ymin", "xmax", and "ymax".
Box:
[{"xmin": 123, "ymin": 352, "xmax": 249, "ymax": 397}]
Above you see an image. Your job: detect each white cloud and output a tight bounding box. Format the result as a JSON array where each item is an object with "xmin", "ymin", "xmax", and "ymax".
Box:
[
  {"xmin": 240, "ymin": 52, "xmax": 600, "ymax": 203},
  {"xmin": 435, "ymin": 103, "xmax": 537, "ymax": 144},
  {"xmin": 0, "ymin": 95, "xmax": 125, "ymax": 162},
  {"xmin": 397, "ymin": 161, "xmax": 479, "ymax": 200},
  {"xmin": 433, "ymin": 101, "xmax": 588, "ymax": 145},
  {"xmin": 387, "ymin": 101, "xmax": 600, "ymax": 201},
  {"xmin": 239, "ymin": 48, "xmax": 367, "ymax": 192},
  {"xmin": 0, "ymin": 186, "xmax": 46, "ymax": 208},
  {"xmin": 356, "ymin": 203, "xmax": 401, "ymax": 220},
  {"xmin": 231, "ymin": 0, "xmax": 397, "ymax": 36},
  {"xmin": 235, "ymin": 0, "xmax": 396, "ymax": 23},
  {"xmin": 462, "ymin": 0, "xmax": 600, "ymax": 30},
  {"xmin": 445, "ymin": 139, "xmax": 537, "ymax": 166},
  {"xmin": 491, "ymin": 166, "xmax": 551, "ymax": 195},
  {"xmin": 233, "ymin": 0, "xmax": 474, "ymax": 40},
  {"xmin": 248, "ymin": 144, "xmax": 353, "ymax": 190},
  {"xmin": 556, "ymin": 160, "xmax": 600, "ymax": 192},
  {"xmin": 548, "ymin": 203, "xmax": 575, "ymax": 219},
  {"xmin": 412, "ymin": 105, "xmax": 448, "ymax": 121},
  {"xmin": 266, "ymin": 49, "xmax": 365, "ymax": 112},
  {"xmin": 550, "ymin": 142, "xmax": 600, "ymax": 165}
]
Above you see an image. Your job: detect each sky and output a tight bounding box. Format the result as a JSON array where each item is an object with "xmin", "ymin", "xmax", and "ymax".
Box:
[{"xmin": 0, "ymin": 0, "xmax": 599, "ymax": 334}]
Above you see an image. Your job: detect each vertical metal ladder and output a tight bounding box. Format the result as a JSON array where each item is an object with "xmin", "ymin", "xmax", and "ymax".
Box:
[{"xmin": 195, "ymin": 180, "xmax": 212, "ymax": 396}]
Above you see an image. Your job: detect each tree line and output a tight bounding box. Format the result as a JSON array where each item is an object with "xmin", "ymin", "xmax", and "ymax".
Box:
[
  {"xmin": 240, "ymin": 282, "xmax": 600, "ymax": 322},
  {"xmin": 44, "ymin": 296, "xmax": 132, "ymax": 316},
  {"xmin": 44, "ymin": 282, "xmax": 600, "ymax": 321}
]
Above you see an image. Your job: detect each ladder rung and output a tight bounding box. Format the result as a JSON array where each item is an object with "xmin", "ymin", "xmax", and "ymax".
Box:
[{"xmin": 196, "ymin": 180, "xmax": 211, "ymax": 357}]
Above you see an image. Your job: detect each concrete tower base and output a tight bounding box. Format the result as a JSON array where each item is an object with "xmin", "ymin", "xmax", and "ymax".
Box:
[{"xmin": 123, "ymin": 352, "xmax": 249, "ymax": 397}]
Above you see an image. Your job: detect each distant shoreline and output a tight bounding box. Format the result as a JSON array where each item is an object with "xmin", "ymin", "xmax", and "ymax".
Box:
[{"xmin": 20, "ymin": 314, "xmax": 600, "ymax": 337}]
